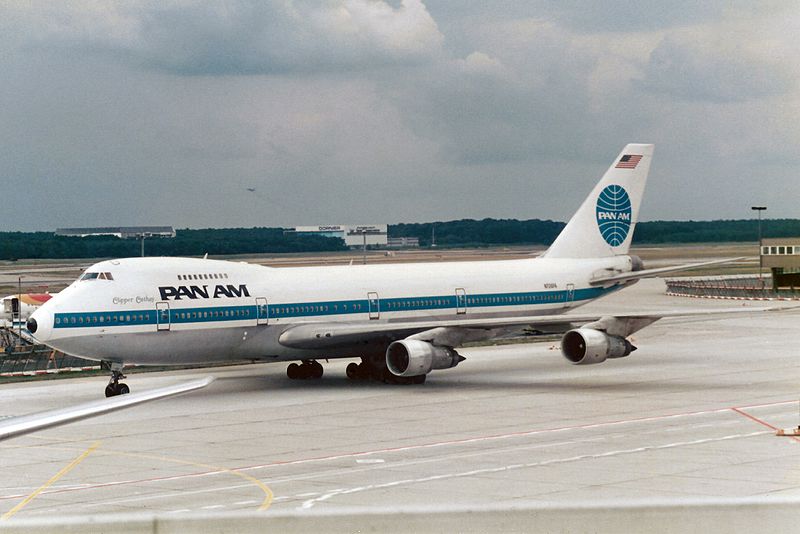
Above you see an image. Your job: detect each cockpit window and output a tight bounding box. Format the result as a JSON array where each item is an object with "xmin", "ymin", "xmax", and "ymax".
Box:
[{"xmin": 80, "ymin": 272, "xmax": 114, "ymax": 281}]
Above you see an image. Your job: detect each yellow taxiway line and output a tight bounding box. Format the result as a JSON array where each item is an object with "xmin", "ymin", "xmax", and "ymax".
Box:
[{"xmin": 1, "ymin": 441, "xmax": 101, "ymax": 520}]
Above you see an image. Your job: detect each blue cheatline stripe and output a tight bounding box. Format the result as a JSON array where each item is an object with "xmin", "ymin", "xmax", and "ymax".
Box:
[{"xmin": 53, "ymin": 286, "xmax": 613, "ymax": 330}]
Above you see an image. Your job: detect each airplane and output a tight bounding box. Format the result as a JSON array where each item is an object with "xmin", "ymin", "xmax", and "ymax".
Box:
[
  {"xmin": 1, "ymin": 293, "xmax": 54, "ymax": 327},
  {"xmin": 26, "ymin": 144, "xmax": 746, "ymax": 397},
  {"xmin": 0, "ymin": 377, "xmax": 212, "ymax": 441}
]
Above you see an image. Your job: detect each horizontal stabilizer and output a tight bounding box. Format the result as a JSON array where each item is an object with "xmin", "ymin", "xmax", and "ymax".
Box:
[{"xmin": 590, "ymin": 257, "xmax": 746, "ymax": 286}]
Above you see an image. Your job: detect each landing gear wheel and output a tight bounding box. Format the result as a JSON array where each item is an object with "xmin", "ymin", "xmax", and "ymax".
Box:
[
  {"xmin": 310, "ymin": 361, "xmax": 323, "ymax": 379},
  {"xmin": 287, "ymin": 363, "xmax": 300, "ymax": 379},
  {"xmin": 287, "ymin": 361, "xmax": 324, "ymax": 380},
  {"xmin": 346, "ymin": 362, "xmax": 359, "ymax": 379},
  {"xmin": 104, "ymin": 366, "xmax": 129, "ymax": 397}
]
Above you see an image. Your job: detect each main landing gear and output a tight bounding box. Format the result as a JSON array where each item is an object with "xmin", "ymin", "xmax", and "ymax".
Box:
[
  {"xmin": 346, "ymin": 360, "xmax": 426, "ymax": 385},
  {"xmin": 104, "ymin": 365, "xmax": 130, "ymax": 397},
  {"xmin": 287, "ymin": 360, "xmax": 324, "ymax": 380}
]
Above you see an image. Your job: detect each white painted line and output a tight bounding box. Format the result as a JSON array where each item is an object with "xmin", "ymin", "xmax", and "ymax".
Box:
[
  {"xmin": 355, "ymin": 459, "xmax": 385, "ymax": 464},
  {"xmin": 299, "ymin": 430, "xmax": 769, "ymax": 510}
]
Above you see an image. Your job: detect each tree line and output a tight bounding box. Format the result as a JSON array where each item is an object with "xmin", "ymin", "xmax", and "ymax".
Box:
[
  {"xmin": 389, "ymin": 218, "xmax": 800, "ymax": 247},
  {"xmin": 0, "ymin": 219, "xmax": 798, "ymax": 260}
]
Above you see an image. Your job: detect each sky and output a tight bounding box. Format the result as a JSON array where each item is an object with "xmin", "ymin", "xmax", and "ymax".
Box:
[{"xmin": 1, "ymin": 1, "xmax": 799, "ymax": 231}]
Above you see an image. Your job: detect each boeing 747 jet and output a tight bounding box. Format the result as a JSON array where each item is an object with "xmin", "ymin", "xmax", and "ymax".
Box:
[{"xmin": 27, "ymin": 144, "xmax": 740, "ymax": 396}]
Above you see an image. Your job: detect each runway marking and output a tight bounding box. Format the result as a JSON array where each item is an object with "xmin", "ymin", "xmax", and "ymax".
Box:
[
  {"xmin": 731, "ymin": 407, "xmax": 800, "ymax": 444},
  {"xmin": 96, "ymin": 449, "xmax": 274, "ymax": 511},
  {"xmin": 1, "ymin": 399, "xmax": 794, "ymax": 512},
  {"xmin": 236, "ymin": 400, "xmax": 798, "ymax": 474},
  {"xmin": 0, "ymin": 445, "xmax": 274, "ymax": 512},
  {"xmin": 1, "ymin": 441, "xmax": 100, "ymax": 521},
  {"xmin": 299, "ymin": 430, "xmax": 770, "ymax": 510}
]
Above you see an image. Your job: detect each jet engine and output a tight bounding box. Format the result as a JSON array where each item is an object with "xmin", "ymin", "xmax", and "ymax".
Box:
[
  {"xmin": 560, "ymin": 328, "xmax": 636, "ymax": 365},
  {"xmin": 386, "ymin": 340, "xmax": 464, "ymax": 377}
]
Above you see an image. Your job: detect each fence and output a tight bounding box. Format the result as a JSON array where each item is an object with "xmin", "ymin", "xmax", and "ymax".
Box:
[
  {"xmin": 0, "ymin": 326, "xmax": 99, "ymax": 377},
  {"xmin": 664, "ymin": 274, "xmax": 799, "ymax": 300}
]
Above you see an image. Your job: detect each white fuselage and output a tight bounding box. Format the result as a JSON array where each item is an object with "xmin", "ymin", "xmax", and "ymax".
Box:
[{"xmin": 29, "ymin": 255, "xmax": 633, "ymax": 365}]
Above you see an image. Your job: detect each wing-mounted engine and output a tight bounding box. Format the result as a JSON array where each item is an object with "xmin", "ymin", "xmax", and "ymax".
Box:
[
  {"xmin": 560, "ymin": 328, "xmax": 636, "ymax": 365},
  {"xmin": 386, "ymin": 340, "xmax": 465, "ymax": 377}
]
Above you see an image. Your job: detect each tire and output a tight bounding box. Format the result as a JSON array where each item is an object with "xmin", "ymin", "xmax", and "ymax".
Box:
[
  {"xmin": 105, "ymin": 385, "xmax": 117, "ymax": 398},
  {"xmin": 311, "ymin": 361, "xmax": 323, "ymax": 379},
  {"xmin": 346, "ymin": 362, "xmax": 359, "ymax": 379},
  {"xmin": 287, "ymin": 363, "xmax": 300, "ymax": 379},
  {"xmin": 118, "ymin": 383, "xmax": 130, "ymax": 395}
]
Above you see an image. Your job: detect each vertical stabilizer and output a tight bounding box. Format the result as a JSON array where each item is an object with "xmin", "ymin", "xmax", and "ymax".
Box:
[{"xmin": 544, "ymin": 144, "xmax": 654, "ymax": 259}]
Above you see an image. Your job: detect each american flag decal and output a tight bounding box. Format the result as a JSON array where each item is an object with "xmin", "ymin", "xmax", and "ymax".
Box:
[{"xmin": 615, "ymin": 154, "xmax": 642, "ymax": 169}]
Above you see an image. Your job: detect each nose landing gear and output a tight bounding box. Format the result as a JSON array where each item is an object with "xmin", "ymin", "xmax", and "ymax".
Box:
[{"xmin": 103, "ymin": 362, "xmax": 130, "ymax": 397}]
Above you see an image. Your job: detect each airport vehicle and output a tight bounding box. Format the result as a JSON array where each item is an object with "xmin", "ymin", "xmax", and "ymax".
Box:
[
  {"xmin": 26, "ymin": 144, "xmax": 736, "ymax": 396},
  {"xmin": 0, "ymin": 378, "xmax": 212, "ymax": 441}
]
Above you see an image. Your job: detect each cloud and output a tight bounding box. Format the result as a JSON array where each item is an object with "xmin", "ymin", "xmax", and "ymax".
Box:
[
  {"xmin": 1, "ymin": 1, "xmax": 443, "ymax": 75},
  {"xmin": 636, "ymin": 33, "xmax": 795, "ymax": 102}
]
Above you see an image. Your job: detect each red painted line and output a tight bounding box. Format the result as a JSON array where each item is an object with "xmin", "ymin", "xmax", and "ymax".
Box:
[
  {"xmin": 3, "ymin": 399, "xmax": 798, "ymax": 501},
  {"xmin": 731, "ymin": 407, "xmax": 800, "ymax": 444},
  {"xmin": 730, "ymin": 407, "xmax": 778, "ymax": 430}
]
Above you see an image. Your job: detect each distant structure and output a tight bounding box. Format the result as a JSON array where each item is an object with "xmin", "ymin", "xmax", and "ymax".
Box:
[
  {"xmin": 55, "ymin": 226, "xmax": 176, "ymax": 257},
  {"xmin": 761, "ymin": 238, "xmax": 800, "ymax": 289},
  {"xmin": 55, "ymin": 226, "xmax": 176, "ymax": 239},
  {"xmin": 387, "ymin": 236, "xmax": 420, "ymax": 248},
  {"xmin": 290, "ymin": 225, "xmax": 388, "ymax": 248}
]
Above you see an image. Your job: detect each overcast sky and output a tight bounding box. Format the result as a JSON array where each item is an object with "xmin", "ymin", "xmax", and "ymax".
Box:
[{"xmin": 2, "ymin": 1, "xmax": 798, "ymax": 231}]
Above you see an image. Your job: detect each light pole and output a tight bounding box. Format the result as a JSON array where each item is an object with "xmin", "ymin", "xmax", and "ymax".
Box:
[
  {"xmin": 17, "ymin": 276, "xmax": 23, "ymax": 340},
  {"xmin": 751, "ymin": 206, "xmax": 767, "ymax": 281}
]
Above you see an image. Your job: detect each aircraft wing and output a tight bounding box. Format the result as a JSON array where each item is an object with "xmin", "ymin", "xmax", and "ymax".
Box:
[
  {"xmin": 590, "ymin": 257, "xmax": 745, "ymax": 286},
  {"xmin": 0, "ymin": 377, "xmax": 213, "ymax": 442},
  {"xmin": 278, "ymin": 306, "xmax": 783, "ymax": 350}
]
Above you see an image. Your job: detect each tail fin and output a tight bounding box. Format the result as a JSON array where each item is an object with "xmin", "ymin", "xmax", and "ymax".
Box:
[{"xmin": 544, "ymin": 143, "xmax": 654, "ymax": 259}]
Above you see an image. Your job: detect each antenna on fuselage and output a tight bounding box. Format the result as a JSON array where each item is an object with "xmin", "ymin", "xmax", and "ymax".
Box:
[{"xmin": 203, "ymin": 253, "xmax": 208, "ymax": 260}]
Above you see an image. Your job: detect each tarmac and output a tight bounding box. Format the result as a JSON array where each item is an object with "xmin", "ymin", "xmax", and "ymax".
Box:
[{"xmin": 1, "ymin": 278, "xmax": 800, "ymax": 525}]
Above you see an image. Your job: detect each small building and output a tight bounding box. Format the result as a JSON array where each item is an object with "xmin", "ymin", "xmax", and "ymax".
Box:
[
  {"xmin": 761, "ymin": 238, "xmax": 800, "ymax": 289},
  {"xmin": 292, "ymin": 225, "xmax": 388, "ymax": 248},
  {"xmin": 56, "ymin": 226, "xmax": 176, "ymax": 239},
  {"xmin": 387, "ymin": 236, "xmax": 420, "ymax": 248}
]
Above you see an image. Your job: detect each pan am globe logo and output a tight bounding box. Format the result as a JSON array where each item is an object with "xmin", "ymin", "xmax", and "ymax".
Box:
[{"xmin": 596, "ymin": 185, "xmax": 632, "ymax": 247}]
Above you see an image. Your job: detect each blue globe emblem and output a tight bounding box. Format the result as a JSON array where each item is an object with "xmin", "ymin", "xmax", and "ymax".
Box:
[{"xmin": 596, "ymin": 185, "xmax": 632, "ymax": 247}]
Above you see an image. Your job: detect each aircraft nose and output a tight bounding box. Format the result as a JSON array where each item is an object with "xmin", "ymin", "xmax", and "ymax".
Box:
[{"xmin": 27, "ymin": 308, "xmax": 52, "ymax": 341}]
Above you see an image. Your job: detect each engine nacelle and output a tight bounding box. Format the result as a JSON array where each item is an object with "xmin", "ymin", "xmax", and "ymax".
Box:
[
  {"xmin": 386, "ymin": 340, "xmax": 464, "ymax": 377},
  {"xmin": 560, "ymin": 328, "xmax": 636, "ymax": 365}
]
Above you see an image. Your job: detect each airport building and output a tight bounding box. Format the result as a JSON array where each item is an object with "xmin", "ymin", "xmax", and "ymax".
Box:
[
  {"xmin": 292, "ymin": 225, "xmax": 388, "ymax": 248},
  {"xmin": 761, "ymin": 237, "xmax": 800, "ymax": 288},
  {"xmin": 387, "ymin": 236, "xmax": 420, "ymax": 248},
  {"xmin": 56, "ymin": 226, "xmax": 176, "ymax": 239}
]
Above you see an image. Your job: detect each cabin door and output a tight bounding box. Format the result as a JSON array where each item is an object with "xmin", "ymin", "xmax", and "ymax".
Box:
[
  {"xmin": 368, "ymin": 292, "xmax": 380, "ymax": 320},
  {"xmin": 256, "ymin": 297, "xmax": 269, "ymax": 325},
  {"xmin": 565, "ymin": 284, "xmax": 575, "ymax": 306},
  {"xmin": 455, "ymin": 288, "xmax": 467, "ymax": 315},
  {"xmin": 156, "ymin": 301, "xmax": 170, "ymax": 331}
]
